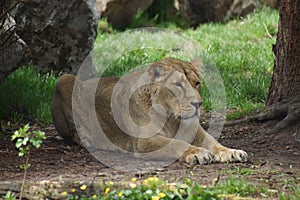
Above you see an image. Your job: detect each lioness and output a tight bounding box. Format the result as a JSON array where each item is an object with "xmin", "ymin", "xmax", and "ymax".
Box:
[{"xmin": 51, "ymin": 58, "xmax": 247, "ymax": 165}]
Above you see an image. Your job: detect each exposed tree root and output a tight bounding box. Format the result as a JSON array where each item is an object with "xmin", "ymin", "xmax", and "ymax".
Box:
[
  {"xmin": 225, "ymin": 98, "xmax": 300, "ymax": 142},
  {"xmin": 225, "ymin": 101, "xmax": 289, "ymax": 125}
]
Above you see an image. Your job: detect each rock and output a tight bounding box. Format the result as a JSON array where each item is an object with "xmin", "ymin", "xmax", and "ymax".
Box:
[
  {"xmin": 0, "ymin": 13, "xmax": 30, "ymax": 84},
  {"xmin": 0, "ymin": 1, "xmax": 31, "ymax": 84},
  {"xmin": 0, "ymin": 0, "xmax": 99, "ymax": 82},
  {"xmin": 176, "ymin": 0, "xmax": 259, "ymax": 26},
  {"xmin": 11, "ymin": 0, "xmax": 98, "ymax": 79},
  {"xmin": 258, "ymin": 0, "xmax": 280, "ymax": 8},
  {"xmin": 95, "ymin": 0, "xmax": 153, "ymax": 29}
]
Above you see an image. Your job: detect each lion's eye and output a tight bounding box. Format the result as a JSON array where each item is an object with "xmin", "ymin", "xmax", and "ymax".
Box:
[{"xmin": 174, "ymin": 82, "xmax": 183, "ymax": 88}]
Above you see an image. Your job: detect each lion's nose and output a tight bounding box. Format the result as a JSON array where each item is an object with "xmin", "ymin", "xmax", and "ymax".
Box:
[{"xmin": 191, "ymin": 101, "xmax": 202, "ymax": 109}]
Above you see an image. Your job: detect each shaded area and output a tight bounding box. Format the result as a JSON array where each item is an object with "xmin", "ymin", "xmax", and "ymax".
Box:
[{"xmin": 0, "ymin": 118, "xmax": 299, "ymax": 198}]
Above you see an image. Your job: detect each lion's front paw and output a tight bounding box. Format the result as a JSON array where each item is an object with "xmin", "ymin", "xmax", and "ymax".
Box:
[
  {"xmin": 180, "ymin": 147, "xmax": 215, "ymax": 165},
  {"xmin": 215, "ymin": 148, "xmax": 248, "ymax": 163}
]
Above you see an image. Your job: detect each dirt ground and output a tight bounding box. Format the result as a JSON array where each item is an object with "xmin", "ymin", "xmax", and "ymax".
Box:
[{"xmin": 0, "ymin": 117, "xmax": 299, "ymax": 198}]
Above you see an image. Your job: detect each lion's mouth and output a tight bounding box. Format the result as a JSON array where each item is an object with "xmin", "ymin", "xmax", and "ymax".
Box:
[
  {"xmin": 178, "ymin": 111, "xmax": 199, "ymax": 120},
  {"xmin": 178, "ymin": 106, "xmax": 200, "ymax": 120}
]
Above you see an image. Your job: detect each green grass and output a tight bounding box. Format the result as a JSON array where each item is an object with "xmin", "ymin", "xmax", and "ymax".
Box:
[
  {"xmin": 0, "ymin": 7, "xmax": 279, "ymax": 123},
  {"xmin": 101, "ymin": 49, "xmax": 168, "ymax": 77},
  {"xmin": 60, "ymin": 176, "xmax": 299, "ymax": 200},
  {"xmin": 0, "ymin": 66, "xmax": 57, "ymax": 124},
  {"xmin": 186, "ymin": 7, "xmax": 278, "ymax": 118}
]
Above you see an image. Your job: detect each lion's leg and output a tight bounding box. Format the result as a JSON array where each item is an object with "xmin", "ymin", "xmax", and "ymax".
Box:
[
  {"xmin": 51, "ymin": 75, "xmax": 81, "ymax": 145},
  {"xmin": 192, "ymin": 125, "xmax": 248, "ymax": 163},
  {"xmin": 137, "ymin": 135, "xmax": 214, "ymax": 165},
  {"xmin": 51, "ymin": 94, "xmax": 80, "ymax": 145}
]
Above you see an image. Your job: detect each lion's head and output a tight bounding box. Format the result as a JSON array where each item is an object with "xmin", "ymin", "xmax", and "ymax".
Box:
[
  {"xmin": 113, "ymin": 58, "xmax": 203, "ymax": 130},
  {"xmin": 146, "ymin": 58, "xmax": 202, "ymax": 121},
  {"xmin": 111, "ymin": 57, "xmax": 203, "ymax": 138}
]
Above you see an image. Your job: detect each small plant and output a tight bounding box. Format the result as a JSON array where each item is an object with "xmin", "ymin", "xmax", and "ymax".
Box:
[
  {"xmin": 11, "ymin": 124, "xmax": 46, "ymax": 200},
  {"xmin": 3, "ymin": 191, "xmax": 16, "ymax": 200}
]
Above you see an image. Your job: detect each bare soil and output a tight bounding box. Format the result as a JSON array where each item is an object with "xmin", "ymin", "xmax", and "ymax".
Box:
[{"xmin": 0, "ymin": 118, "xmax": 299, "ymax": 198}]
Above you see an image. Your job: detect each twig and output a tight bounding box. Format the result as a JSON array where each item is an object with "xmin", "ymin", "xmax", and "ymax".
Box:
[
  {"xmin": 293, "ymin": 125, "xmax": 300, "ymax": 143},
  {"xmin": 211, "ymin": 174, "xmax": 220, "ymax": 187},
  {"xmin": 20, "ymin": 154, "xmax": 29, "ymax": 200},
  {"xmin": 263, "ymin": 22, "xmax": 273, "ymax": 39}
]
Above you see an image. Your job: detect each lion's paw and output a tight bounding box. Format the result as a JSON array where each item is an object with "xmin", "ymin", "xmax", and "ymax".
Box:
[
  {"xmin": 215, "ymin": 149, "xmax": 248, "ymax": 163},
  {"xmin": 180, "ymin": 147, "xmax": 215, "ymax": 165}
]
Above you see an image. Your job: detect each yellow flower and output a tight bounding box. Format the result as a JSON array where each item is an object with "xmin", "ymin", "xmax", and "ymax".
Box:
[
  {"xmin": 153, "ymin": 177, "xmax": 159, "ymax": 182},
  {"xmin": 104, "ymin": 187, "xmax": 110, "ymax": 194},
  {"xmin": 80, "ymin": 184, "xmax": 87, "ymax": 190},
  {"xmin": 148, "ymin": 176, "xmax": 159, "ymax": 182},
  {"xmin": 129, "ymin": 183, "xmax": 137, "ymax": 189},
  {"xmin": 148, "ymin": 177, "xmax": 154, "ymax": 182},
  {"xmin": 158, "ymin": 192, "xmax": 166, "ymax": 198},
  {"xmin": 92, "ymin": 194, "xmax": 97, "ymax": 199},
  {"xmin": 143, "ymin": 179, "xmax": 148, "ymax": 184},
  {"xmin": 118, "ymin": 192, "xmax": 123, "ymax": 197},
  {"xmin": 108, "ymin": 181, "xmax": 114, "ymax": 186},
  {"xmin": 131, "ymin": 177, "xmax": 137, "ymax": 182},
  {"xmin": 60, "ymin": 191, "xmax": 68, "ymax": 196},
  {"xmin": 151, "ymin": 195, "xmax": 160, "ymax": 200},
  {"xmin": 71, "ymin": 188, "xmax": 76, "ymax": 193}
]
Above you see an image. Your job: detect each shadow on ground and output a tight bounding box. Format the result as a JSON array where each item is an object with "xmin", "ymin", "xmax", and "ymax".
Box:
[{"xmin": 0, "ymin": 117, "xmax": 299, "ymax": 198}]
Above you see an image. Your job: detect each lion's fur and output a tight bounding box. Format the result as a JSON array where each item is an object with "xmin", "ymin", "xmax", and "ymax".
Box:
[{"xmin": 51, "ymin": 58, "xmax": 247, "ymax": 165}]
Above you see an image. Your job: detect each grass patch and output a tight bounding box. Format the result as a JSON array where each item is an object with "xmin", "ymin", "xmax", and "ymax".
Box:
[
  {"xmin": 62, "ymin": 176, "xmax": 277, "ymax": 199},
  {"xmin": 186, "ymin": 7, "xmax": 278, "ymax": 118},
  {"xmin": 102, "ymin": 48, "xmax": 168, "ymax": 77},
  {"xmin": 0, "ymin": 66, "xmax": 57, "ymax": 124}
]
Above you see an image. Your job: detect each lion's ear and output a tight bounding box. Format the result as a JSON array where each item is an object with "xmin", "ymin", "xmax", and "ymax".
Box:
[
  {"xmin": 190, "ymin": 58, "xmax": 203, "ymax": 70},
  {"xmin": 148, "ymin": 64, "xmax": 165, "ymax": 80}
]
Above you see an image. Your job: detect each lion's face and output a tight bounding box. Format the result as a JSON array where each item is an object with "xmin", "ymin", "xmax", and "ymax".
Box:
[{"xmin": 148, "ymin": 61, "xmax": 202, "ymax": 121}]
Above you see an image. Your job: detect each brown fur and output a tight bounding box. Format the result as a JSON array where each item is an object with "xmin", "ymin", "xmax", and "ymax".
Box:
[{"xmin": 51, "ymin": 58, "xmax": 247, "ymax": 165}]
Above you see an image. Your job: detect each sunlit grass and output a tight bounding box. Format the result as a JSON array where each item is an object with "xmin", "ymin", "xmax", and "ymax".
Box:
[
  {"xmin": 185, "ymin": 7, "xmax": 278, "ymax": 118},
  {"xmin": 62, "ymin": 176, "xmax": 287, "ymax": 199}
]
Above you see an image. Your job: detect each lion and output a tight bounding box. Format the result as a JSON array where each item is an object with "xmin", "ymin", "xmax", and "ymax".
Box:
[{"xmin": 51, "ymin": 57, "xmax": 247, "ymax": 165}]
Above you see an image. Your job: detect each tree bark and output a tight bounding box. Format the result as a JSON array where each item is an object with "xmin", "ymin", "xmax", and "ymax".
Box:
[
  {"xmin": 267, "ymin": 0, "xmax": 300, "ymax": 106},
  {"xmin": 226, "ymin": 0, "xmax": 300, "ymax": 136},
  {"xmin": 264, "ymin": 0, "xmax": 300, "ymax": 134}
]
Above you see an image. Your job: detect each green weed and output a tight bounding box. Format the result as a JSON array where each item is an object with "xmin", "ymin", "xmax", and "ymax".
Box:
[
  {"xmin": 3, "ymin": 191, "xmax": 16, "ymax": 200},
  {"xmin": 215, "ymin": 178, "xmax": 267, "ymax": 197},
  {"xmin": 11, "ymin": 124, "xmax": 46, "ymax": 200}
]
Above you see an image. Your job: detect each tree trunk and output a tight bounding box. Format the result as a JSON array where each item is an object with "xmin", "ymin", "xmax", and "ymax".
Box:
[
  {"xmin": 264, "ymin": 0, "xmax": 300, "ymax": 132},
  {"xmin": 267, "ymin": 0, "xmax": 300, "ymax": 106},
  {"xmin": 226, "ymin": 0, "xmax": 300, "ymax": 136}
]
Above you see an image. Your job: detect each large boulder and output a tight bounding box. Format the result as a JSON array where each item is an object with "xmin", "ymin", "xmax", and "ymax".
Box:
[
  {"xmin": 258, "ymin": 0, "xmax": 280, "ymax": 8},
  {"xmin": 95, "ymin": 0, "xmax": 153, "ymax": 29},
  {"xmin": 0, "ymin": 13, "xmax": 29, "ymax": 84},
  {"xmin": 176, "ymin": 0, "xmax": 258, "ymax": 26},
  {"xmin": 0, "ymin": 0, "xmax": 99, "ymax": 83}
]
